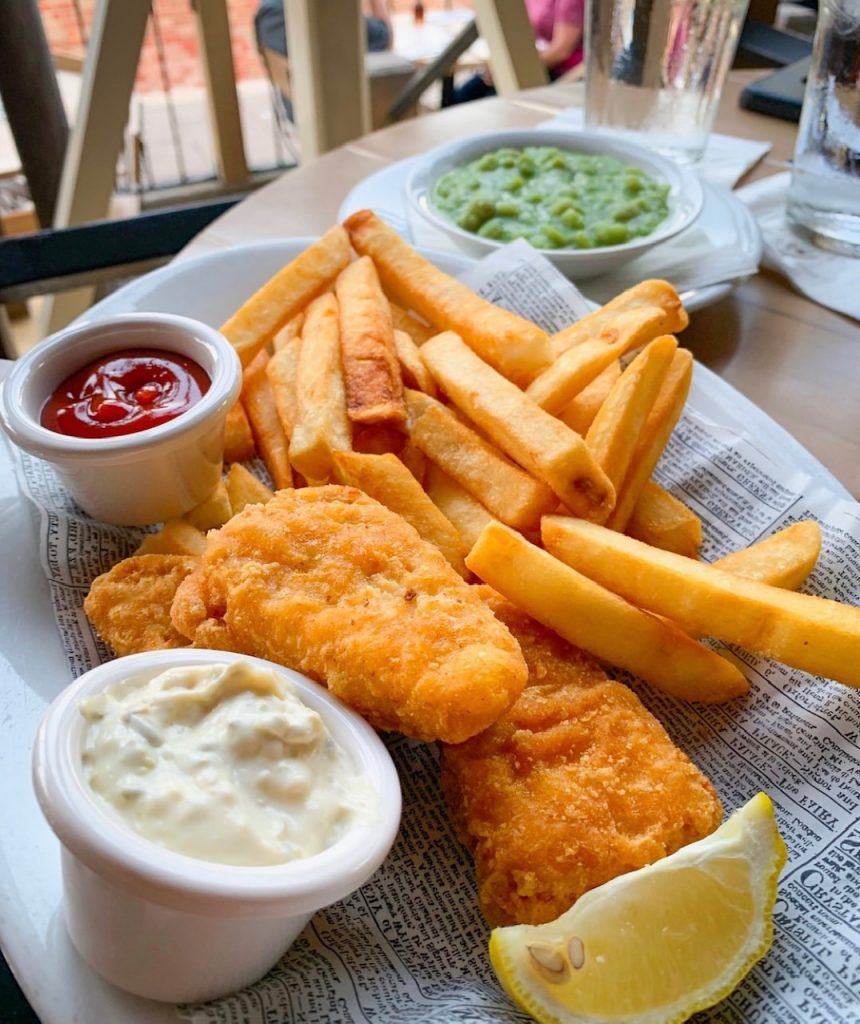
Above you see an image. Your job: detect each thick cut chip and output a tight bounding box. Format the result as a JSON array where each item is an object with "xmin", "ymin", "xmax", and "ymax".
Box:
[
  {"xmin": 272, "ymin": 311, "xmax": 304, "ymax": 352},
  {"xmin": 405, "ymin": 389, "xmax": 556, "ymax": 531},
  {"xmin": 542, "ymin": 516, "xmax": 860, "ymax": 688},
  {"xmin": 266, "ymin": 334, "xmax": 302, "ymax": 439},
  {"xmin": 225, "ymin": 463, "xmax": 274, "ymax": 515},
  {"xmin": 85, "ymin": 554, "xmax": 196, "ymax": 655},
  {"xmin": 242, "ymin": 351, "xmax": 293, "ymax": 490},
  {"xmin": 557, "ymin": 362, "xmax": 621, "ymax": 435},
  {"xmin": 421, "ymin": 332, "xmax": 615, "ymax": 522},
  {"xmin": 389, "ymin": 302, "xmax": 434, "ymax": 346},
  {"xmin": 441, "ymin": 590, "xmax": 722, "ymax": 927},
  {"xmin": 425, "ymin": 463, "xmax": 497, "ymax": 552},
  {"xmin": 526, "ymin": 318, "xmax": 677, "ymax": 416},
  {"xmin": 223, "ymin": 402, "xmax": 256, "ymax": 464},
  {"xmin": 394, "ymin": 329, "xmax": 437, "ymax": 396},
  {"xmin": 220, "ymin": 226, "xmax": 350, "ymax": 366},
  {"xmin": 335, "ymin": 256, "xmax": 406, "ymax": 426},
  {"xmin": 171, "ymin": 486, "xmax": 528, "ymax": 743},
  {"xmin": 467, "ymin": 522, "xmax": 748, "ymax": 703},
  {"xmin": 606, "ymin": 348, "xmax": 692, "ymax": 532},
  {"xmin": 183, "ymin": 479, "xmax": 233, "ymax": 532},
  {"xmin": 332, "ymin": 451, "xmax": 466, "ymax": 575},
  {"xmin": 586, "ymin": 336, "xmax": 677, "ymax": 493},
  {"xmin": 136, "ymin": 520, "xmax": 207, "ymax": 557},
  {"xmin": 627, "ymin": 481, "xmax": 702, "ymax": 559},
  {"xmin": 344, "ymin": 210, "xmax": 551, "ymax": 383},
  {"xmin": 713, "ymin": 521, "xmax": 821, "ymax": 589},
  {"xmin": 551, "ymin": 280, "xmax": 688, "ymax": 357},
  {"xmin": 289, "ymin": 292, "xmax": 352, "ymax": 482}
]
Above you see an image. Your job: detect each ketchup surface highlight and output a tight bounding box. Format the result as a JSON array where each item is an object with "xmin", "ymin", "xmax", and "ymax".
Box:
[{"xmin": 40, "ymin": 348, "xmax": 211, "ymax": 439}]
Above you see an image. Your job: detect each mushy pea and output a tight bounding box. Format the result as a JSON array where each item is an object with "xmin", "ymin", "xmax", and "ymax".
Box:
[{"xmin": 431, "ymin": 146, "xmax": 671, "ymax": 250}]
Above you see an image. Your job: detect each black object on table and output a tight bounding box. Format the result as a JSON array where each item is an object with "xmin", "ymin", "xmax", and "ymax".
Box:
[{"xmin": 740, "ymin": 56, "xmax": 811, "ymax": 122}]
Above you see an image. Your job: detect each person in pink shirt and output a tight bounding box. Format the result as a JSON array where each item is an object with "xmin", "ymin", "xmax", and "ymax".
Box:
[{"xmin": 453, "ymin": 0, "xmax": 584, "ymax": 103}]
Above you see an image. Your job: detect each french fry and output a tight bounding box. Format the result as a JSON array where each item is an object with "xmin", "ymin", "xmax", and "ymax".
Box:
[
  {"xmin": 272, "ymin": 311, "xmax": 304, "ymax": 352},
  {"xmin": 398, "ymin": 439, "xmax": 427, "ymax": 483},
  {"xmin": 394, "ymin": 329, "xmax": 437, "ymax": 397},
  {"xmin": 405, "ymin": 389, "xmax": 556, "ymax": 531},
  {"xmin": 220, "ymin": 226, "xmax": 351, "ymax": 367},
  {"xmin": 424, "ymin": 464, "xmax": 496, "ymax": 551},
  {"xmin": 344, "ymin": 210, "xmax": 552, "ymax": 383},
  {"xmin": 223, "ymin": 401, "xmax": 256, "ymax": 463},
  {"xmin": 557, "ymin": 361, "xmax": 621, "ymax": 434},
  {"xmin": 332, "ymin": 451, "xmax": 467, "ymax": 576},
  {"xmin": 466, "ymin": 522, "xmax": 748, "ymax": 702},
  {"xmin": 183, "ymin": 479, "xmax": 232, "ymax": 531},
  {"xmin": 586, "ymin": 336, "xmax": 677, "ymax": 493},
  {"xmin": 606, "ymin": 348, "xmax": 693, "ymax": 532},
  {"xmin": 352, "ymin": 423, "xmax": 403, "ymax": 455},
  {"xmin": 526, "ymin": 315, "xmax": 677, "ymax": 415},
  {"xmin": 551, "ymin": 280, "xmax": 688, "ymax": 357},
  {"xmin": 335, "ymin": 256, "xmax": 406, "ymax": 426},
  {"xmin": 242, "ymin": 351, "xmax": 293, "ymax": 490},
  {"xmin": 713, "ymin": 520, "xmax": 821, "ymax": 590},
  {"xmin": 420, "ymin": 332, "xmax": 615, "ymax": 521},
  {"xmin": 541, "ymin": 516, "xmax": 860, "ymax": 688},
  {"xmin": 288, "ymin": 293, "xmax": 352, "ymax": 482},
  {"xmin": 628, "ymin": 481, "xmax": 702, "ymax": 559},
  {"xmin": 225, "ymin": 463, "xmax": 274, "ymax": 515},
  {"xmin": 136, "ymin": 519, "xmax": 207, "ymax": 556},
  {"xmin": 390, "ymin": 302, "xmax": 434, "ymax": 346},
  {"xmin": 266, "ymin": 334, "xmax": 302, "ymax": 438}
]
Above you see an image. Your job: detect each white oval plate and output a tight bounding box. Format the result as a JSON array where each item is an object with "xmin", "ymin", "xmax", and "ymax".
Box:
[{"xmin": 0, "ymin": 238, "xmax": 847, "ymax": 1024}]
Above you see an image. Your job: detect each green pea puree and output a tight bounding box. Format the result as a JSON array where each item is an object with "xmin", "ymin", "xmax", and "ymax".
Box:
[{"xmin": 431, "ymin": 146, "xmax": 671, "ymax": 250}]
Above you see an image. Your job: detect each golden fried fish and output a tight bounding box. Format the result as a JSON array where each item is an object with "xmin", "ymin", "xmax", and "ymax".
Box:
[
  {"xmin": 441, "ymin": 591, "xmax": 722, "ymax": 926},
  {"xmin": 84, "ymin": 554, "xmax": 197, "ymax": 655},
  {"xmin": 170, "ymin": 486, "xmax": 527, "ymax": 743}
]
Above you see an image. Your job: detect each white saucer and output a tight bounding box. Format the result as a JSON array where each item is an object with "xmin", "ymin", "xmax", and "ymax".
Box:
[{"xmin": 338, "ymin": 157, "xmax": 763, "ymax": 312}]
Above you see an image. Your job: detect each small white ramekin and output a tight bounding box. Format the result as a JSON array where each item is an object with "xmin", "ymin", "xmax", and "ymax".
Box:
[
  {"xmin": 406, "ymin": 128, "xmax": 704, "ymax": 280},
  {"xmin": 32, "ymin": 650, "xmax": 402, "ymax": 1004},
  {"xmin": 0, "ymin": 313, "xmax": 242, "ymax": 526}
]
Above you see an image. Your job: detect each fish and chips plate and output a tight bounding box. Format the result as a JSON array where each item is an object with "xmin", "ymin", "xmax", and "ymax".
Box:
[{"xmin": 1, "ymin": 216, "xmax": 859, "ymax": 1024}]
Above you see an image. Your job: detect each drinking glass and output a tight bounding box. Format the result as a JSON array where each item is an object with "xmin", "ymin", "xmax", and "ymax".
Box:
[
  {"xmin": 786, "ymin": 0, "xmax": 860, "ymax": 256},
  {"xmin": 584, "ymin": 0, "xmax": 751, "ymax": 164}
]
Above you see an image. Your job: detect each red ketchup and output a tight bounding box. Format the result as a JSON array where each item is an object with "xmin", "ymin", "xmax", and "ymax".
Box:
[{"xmin": 41, "ymin": 348, "xmax": 210, "ymax": 439}]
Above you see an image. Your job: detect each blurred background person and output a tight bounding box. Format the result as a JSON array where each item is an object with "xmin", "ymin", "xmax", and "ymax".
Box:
[{"xmin": 453, "ymin": 0, "xmax": 584, "ymax": 103}]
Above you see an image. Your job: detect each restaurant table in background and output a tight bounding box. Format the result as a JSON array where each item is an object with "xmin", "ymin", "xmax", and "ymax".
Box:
[{"xmin": 181, "ymin": 70, "xmax": 860, "ymax": 498}]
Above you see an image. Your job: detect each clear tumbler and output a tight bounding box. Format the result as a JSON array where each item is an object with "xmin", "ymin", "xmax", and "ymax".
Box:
[
  {"xmin": 585, "ymin": 0, "xmax": 751, "ymax": 164},
  {"xmin": 786, "ymin": 1, "xmax": 860, "ymax": 256}
]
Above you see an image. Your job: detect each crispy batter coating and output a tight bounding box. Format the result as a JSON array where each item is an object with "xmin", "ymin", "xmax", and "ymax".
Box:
[
  {"xmin": 84, "ymin": 554, "xmax": 197, "ymax": 655},
  {"xmin": 441, "ymin": 592, "xmax": 722, "ymax": 926},
  {"xmin": 170, "ymin": 486, "xmax": 527, "ymax": 743}
]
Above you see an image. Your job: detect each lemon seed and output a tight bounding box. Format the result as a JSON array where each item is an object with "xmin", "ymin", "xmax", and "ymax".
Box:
[{"xmin": 568, "ymin": 936, "xmax": 585, "ymax": 969}]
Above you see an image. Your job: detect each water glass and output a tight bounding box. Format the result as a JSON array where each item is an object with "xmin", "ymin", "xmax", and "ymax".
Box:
[
  {"xmin": 584, "ymin": 0, "xmax": 751, "ymax": 165},
  {"xmin": 786, "ymin": 0, "xmax": 860, "ymax": 256}
]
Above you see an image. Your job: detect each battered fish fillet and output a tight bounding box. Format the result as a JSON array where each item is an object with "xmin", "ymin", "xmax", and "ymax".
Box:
[
  {"xmin": 170, "ymin": 486, "xmax": 527, "ymax": 743},
  {"xmin": 441, "ymin": 592, "xmax": 722, "ymax": 927},
  {"xmin": 84, "ymin": 554, "xmax": 197, "ymax": 655}
]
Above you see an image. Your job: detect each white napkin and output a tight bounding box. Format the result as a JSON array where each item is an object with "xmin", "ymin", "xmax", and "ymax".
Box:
[
  {"xmin": 737, "ymin": 172, "xmax": 860, "ymax": 323},
  {"xmin": 540, "ymin": 107, "xmax": 771, "ymax": 188}
]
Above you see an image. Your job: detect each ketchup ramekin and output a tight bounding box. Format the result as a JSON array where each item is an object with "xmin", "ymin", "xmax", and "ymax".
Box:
[
  {"xmin": 0, "ymin": 313, "xmax": 242, "ymax": 525},
  {"xmin": 32, "ymin": 649, "xmax": 402, "ymax": 1004}
]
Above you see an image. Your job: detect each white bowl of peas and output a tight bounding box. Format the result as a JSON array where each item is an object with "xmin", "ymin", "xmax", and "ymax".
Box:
[{"xmin": 406, "ymin": 128, "xmax": 704, "ymax": 279}]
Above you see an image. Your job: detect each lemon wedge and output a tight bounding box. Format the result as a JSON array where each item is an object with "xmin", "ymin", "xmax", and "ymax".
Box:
[{"xmin": 489, "ymin": 793, "xmax": 786, "ymax": 1024}]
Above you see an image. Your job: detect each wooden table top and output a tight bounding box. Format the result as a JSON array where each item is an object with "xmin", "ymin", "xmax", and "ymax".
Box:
[{"xmin": 183, "ymin": 72, "xmax": 860, "ymax": 497}]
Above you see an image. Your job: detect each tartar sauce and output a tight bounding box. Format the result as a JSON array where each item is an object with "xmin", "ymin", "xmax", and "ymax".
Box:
[{"xmin": 80, "ymin": 661, "xmax": 377, "ymax": 866}]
